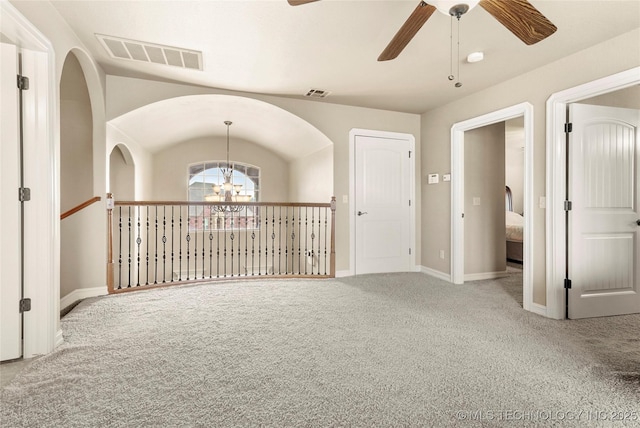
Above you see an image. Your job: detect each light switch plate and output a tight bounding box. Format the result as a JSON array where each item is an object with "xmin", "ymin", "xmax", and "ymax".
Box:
[
  {"xmin": 428, "ymin": 173, "xmax": 439, "ymax": 184},
  {"xmin": 473, "ymin": 197, "xmax": 481, "ymax": 206},
  {"xmin": 443, "ymin": 174, "xmax": 451, "ymax": 182}
]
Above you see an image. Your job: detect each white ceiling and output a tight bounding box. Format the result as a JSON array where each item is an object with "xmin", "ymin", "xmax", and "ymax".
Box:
[{"xmin": 47, "ymin": 0, "xmax": 640, "ymax": 115}]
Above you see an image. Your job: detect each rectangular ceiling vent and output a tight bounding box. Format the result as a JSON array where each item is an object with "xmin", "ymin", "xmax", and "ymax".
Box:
[
  {"xmin": 305, "ymin": 89, "xmax": 331, "ymax": 98},
  {"xmin": 96, "ymin": 34, "xmax": 203, "ymax": 71}
]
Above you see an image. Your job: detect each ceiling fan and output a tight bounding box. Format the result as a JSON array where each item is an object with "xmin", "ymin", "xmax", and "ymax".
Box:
[{"xmin": 287, "ymin": 0, "xmax": 557, "ymax": 61}]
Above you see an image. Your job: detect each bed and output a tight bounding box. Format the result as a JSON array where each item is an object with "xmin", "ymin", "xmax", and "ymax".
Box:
[{"xmin": 505, "ymin": 186, "xmax": 523, "ymax": 263}]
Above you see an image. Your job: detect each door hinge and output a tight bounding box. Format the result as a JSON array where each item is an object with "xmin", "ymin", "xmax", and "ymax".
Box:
[
  {"xmin": 18, "ymin": 187, "xmax": 31, "ymax": 202},
  {"xmin": 564, "ymin": 200, "xmax": 572, "ymax": 211},
  {"xmin": 408, "ymin": 151, "xmax": 411, "ymax": 158},
  {"xmin": 564, "ymin": 279, "xmax": 572, "ymax": 289},
  {"xmin": 17, "ymin": 75, "xmax": 29, "ymax": 91},
  {"xmin": 461, "ymin": 213, "xmax": 464, "ymax": 218},
  {"xmin": 409, "ymin": 199, "xmax": 411, "ymax": 207},
  {"xmin": 564, "ymin": 122, "xmax": 572, "ymax": 133},
  {"xmin": 19, "ymin": 298, "xmax": 31, "ymax": 313},
  {"xmin": 409, "ymin": 248, "xmax": 412, "ymax": 255}
]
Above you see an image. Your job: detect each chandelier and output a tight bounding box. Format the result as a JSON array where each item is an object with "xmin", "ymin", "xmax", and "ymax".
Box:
[{"xmin": 205, "ymin": 120, "xmax": 251, "ymax": 212}]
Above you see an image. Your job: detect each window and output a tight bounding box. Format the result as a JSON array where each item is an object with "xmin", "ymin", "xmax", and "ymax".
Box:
[{"xmin": 188, "ymin": 162, "xmax": 260, "ymax": 231}]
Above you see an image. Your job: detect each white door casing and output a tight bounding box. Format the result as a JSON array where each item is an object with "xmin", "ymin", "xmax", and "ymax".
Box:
[
  {"xmin": 1, "ymin": 43, "xmax": 22, "ymax": 361},
  {"xmin": 546, "ymin": 67, "xmax": 640, "ymax": 320},
  {"xmin": 568, "ymin": 104, "xmax": 640, "ymax": 319},
  {"xmin": 451, "ymin": 102, "xmax": 536, "ymax": 314},
  {"xmin": 350, "ymin": 129, "xmax": 415, "ymax": 275}
]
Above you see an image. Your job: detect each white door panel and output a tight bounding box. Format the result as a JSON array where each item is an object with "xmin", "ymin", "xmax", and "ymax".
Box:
[
  {"xmin": 1, "ymin": 43, "xmax": 22, "ymax": 361},
  {"xmin": 568, "ymin": 104, "xmax": 640, "ymax": 319},
  {"xmin": 355, "ymin": 135, "xmax": 412, "ymax": 274}
]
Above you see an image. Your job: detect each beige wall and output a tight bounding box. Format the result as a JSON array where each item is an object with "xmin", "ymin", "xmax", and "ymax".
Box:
[
  {"xmin": 153, "ymin": 137, "xmax": 289, "ymax": 202},
  {"xmin": 464, "ymin": 123, "xmax": 506, "ymax": 275},
  {"xmin": 580, "ymin": 85, "xmax": 640, "ymax": 109},
  {"xmin": 421, "ymin": 28, "xmax": 640, "ymax": 305},
  {"xmin": 60, "ymin": 53, "xmax": 93, "ymax": 213},
  {"xmin": 289, "ymin": 145, "xmax": 333, "ymax": 203},
  {"xmin": 110, "ymin": 146, "xmax": 135, "ymax": 200},
  {"xmin": 505, "ymin": 118, "xmax": 524, "ymax": 214},
  {"xmin": 106, "ymin": 76, "xmax": 422, "ymax": 273}
]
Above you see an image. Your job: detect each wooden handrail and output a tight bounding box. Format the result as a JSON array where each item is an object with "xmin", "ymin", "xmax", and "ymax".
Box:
[
  {"xmin": 114, "ymin": 200, "xmax": 332, "ymax": 208},
  {"xmin": 61, "ymin": 196, "xmax": 101, "ymax": 220}
]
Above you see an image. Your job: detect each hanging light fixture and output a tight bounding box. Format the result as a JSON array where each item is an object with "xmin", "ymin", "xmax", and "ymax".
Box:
[
  {"xmin": 205, "ymin": 120, "xmax": 251, "ymax": 212},
  {"xmin": 432, "ymin": 1, "xmax": 480, "ymax": 88}
]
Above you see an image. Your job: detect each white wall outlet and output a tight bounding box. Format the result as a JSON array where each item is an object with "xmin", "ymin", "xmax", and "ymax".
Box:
[
  {"xmin": 428, "ymin": 173, "xmax": 439, "ymax": 184},
  {"xmin": 443, "ymin": 174, "xmax": 451, "ymax": 182},
  {"xmin": 539, "ymin": 196, "xmax": 546, "ymax": 209},
  {"xmin": 473, "ymin": 197, "xmax": 481, "ymax": 206},
  {"xmin": 439, "ymin": 250, "xmax": 445, "ymax": 259},
  {"xmin": 342, "ymin": 195, "xmax": 348, "ymax": 203}
]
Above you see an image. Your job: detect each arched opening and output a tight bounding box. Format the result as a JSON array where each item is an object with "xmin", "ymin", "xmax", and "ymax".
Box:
[
  {"xmin": 59, "ymin": 51, "xmax": 97, "ymax": 308},
  {"xmin": 109, "ymin": 144, "xmax": 135, "ymax": 200},
  {"xmin": 60, "ymin": 52, "xmax": 93, "ymax": 212}
]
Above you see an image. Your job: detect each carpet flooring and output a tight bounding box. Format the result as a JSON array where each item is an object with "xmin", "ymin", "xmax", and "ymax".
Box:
[{"xmin": 1, "ymin": 272, "xmax": 639, "ymax": 427}]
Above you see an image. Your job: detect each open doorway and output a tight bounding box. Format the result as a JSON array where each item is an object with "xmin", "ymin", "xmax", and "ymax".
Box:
[{"xmin": 451, "ymin": 102, "xmax": 537, "ymax": 314}]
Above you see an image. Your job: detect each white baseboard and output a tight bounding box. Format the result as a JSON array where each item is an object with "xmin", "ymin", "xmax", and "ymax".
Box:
[
  {"xmin": 54, "ymin": 329, "xmax": 64, "ymax": 348},
  {"xmin": 464, "ymin": 270, "xmax": 508, "ymax": 281},
  {"xmin": 60, "ymin": 286, "xmax": 108, "ymax": 312},
  {"xmin": 529, "ymin": 302, "xmax": 547, "ymax": 317},
  {"xmin": 335, "ymin": 270, "xmax": 352, "ymax": 278},
  {"xmin": 419, "ymin": 266, "xmax": 452, "ymax": 282}
]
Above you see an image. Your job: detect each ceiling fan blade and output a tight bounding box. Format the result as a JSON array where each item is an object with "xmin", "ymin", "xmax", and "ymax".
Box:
[
  {"xmin": 378, "ymin": 1, "xmax": 437, "ymax": 62},
  {"xmin": 479, "ymin": 0, "xmax": 557, "ymax": 45},
  {"xmin": 287, "ymin": 0, "xmax": 320, "ymax": 5}
]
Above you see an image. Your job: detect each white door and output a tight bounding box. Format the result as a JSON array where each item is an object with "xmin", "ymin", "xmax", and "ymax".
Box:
[
  {"xmin": 1, "ymin": 43, "xmax": 22, "ymax": 360},
  {"xmin": 568, "ymin": 104, "xmax": 640, "ymax": 319},
  {"xmin": 354, "ymin": 134, "xmax": 413, "ymax": 274}
]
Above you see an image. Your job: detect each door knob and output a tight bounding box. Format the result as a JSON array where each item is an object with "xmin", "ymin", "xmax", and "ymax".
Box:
[
  {"xmin": 357, "ymin": 211, "xmax": 368, "ymax": 216},
  {"xmin": 636, "ymin": 219, "xmax": 640, "ymax": 226}
]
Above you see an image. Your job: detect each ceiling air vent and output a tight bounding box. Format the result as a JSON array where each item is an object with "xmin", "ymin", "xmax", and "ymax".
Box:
[
  {"xmin": 305, "ymin": 89, "xmax": 330, "ymax": 98},
  {"xmin": 96, "ymin": 34, "xmax": 203, "ymax": 71}
]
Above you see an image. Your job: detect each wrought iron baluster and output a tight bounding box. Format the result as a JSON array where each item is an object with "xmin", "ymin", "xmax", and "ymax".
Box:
[
  {"xmin": 297, "ymin": 206, "xmax": 302, "ymax": 275},
  {"xmin": 324, "ymin": 206, "xmax": 328, "ymax": 275},
  {"xmin": 244, "ymin": 207, "xmax": 248, "ymax": 276},
  {"xmin": 216, "ymin": 210, "xmax": 220, "ymax": 278},
  {"xmin": 153, "ymin": 206, "xmax": 158, "ymax": 284},
  {"xmin": 209, "ymin": 206, "xmax": 213, "ymax": 279},
  {"xmin": 285, "ymin": 207, "xmax": 289, "ymax": 275},
  {"xmin": 171, "ymin": 206, "xmax": 175, "ymax": 282},
  {"xmin": 223, "ymin": 208, "xmax": 227, "ymax": 277},
  {"xmin": 128, "ymin": 207, "xmax": 132, "ymax": 287},
  {"xmin": 144, "ymin": 206, "xmax": 149, "ymax": 285},
  {"xmin": 193, "ymin": 205, "xmax": 198, "ymax": 280},
  {"xmin": 161, "ymin": 206, "xmax": 166, "ymax": 283},
  {"xmin": 179, "ymin": 206, "xmax": 183, "ymax": 281},
  {"xmin": 250, "ymin": 212, "xmax": 256, "ymax": 276},
  {"xmin": 270, "ymin": 206, "xmax": 276, "ymax": 275},
  {"xmin": 277, "ymin": 206, "xmax": 282, "ymax": 275},
  {"xmin": 230, "ymin": 210, "xmax": 235, "ymax": 277},
  {"xmin": 304, "ymin": 206, "xmax": 308, "ymax": 275},
  {"xmin": 201, "ymin": 206, "xmax": 205, "ymax": 279},
  {"xmin": 118, "ymin": 207, "xmax": 122, "ymax": 289},
  {"xmin": 186, "ymin": 204, "xmax": 191, "ymax": 280}
]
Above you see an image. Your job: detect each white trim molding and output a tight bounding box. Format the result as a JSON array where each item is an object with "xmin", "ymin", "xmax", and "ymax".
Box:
[
  {"xmin": 419, "ymin": 266, "xmax": 452, "ymax": 282},
  {"xmin": 545, "ymin": 66, "xmax": 640, "ymax": 320},
  {"xmin": 464, "ymin": 271, "xmax": 509, "ymax": 282},
  {"xmin": 451, "ymin": 102, "xmax": 535, "ymax": 313},
  {"xmin": 60, "ymin": 286, "xmax": 108, "ymax": 312}
]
